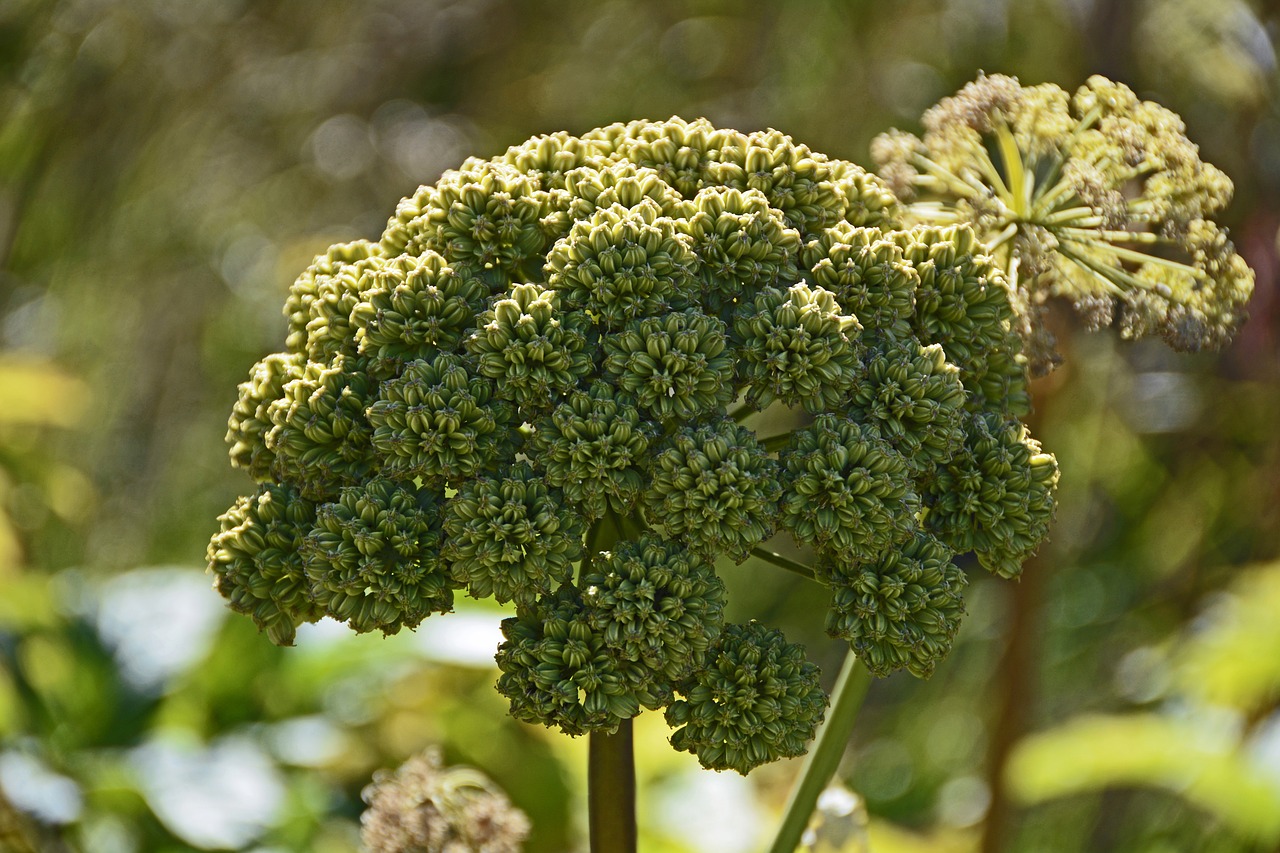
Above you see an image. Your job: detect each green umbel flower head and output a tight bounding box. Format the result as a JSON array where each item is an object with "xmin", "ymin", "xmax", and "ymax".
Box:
[
  {"xmin": 872, "ymin": 73, "xmax": 1254, "ymax": 370},
  {"xmin": 302, "ymin": 478, "xmax": 457, "ymax": 635},
  {"xmin": 466, "ymin": 282, "xmax": 595, "ymax": 411},
  {"xmin": 367, "ymin": 353, "xmax": 516, "ymax": 486},
  {"xmin": 443, "ymin": 462, "xmax": 585, "ymax": 605},
  {"xmin": 667, "ymin": 621, "xmax": 826, "ymax": 774},
  {"xmin": 780, "ymin": 415, "xmax": 920, "ymax": 561},
  {"xmin": 643, "ymin": 419, "xmax": 781, "ymax": 561},
  {"xmin": 602, "ymin": 309, "xmax": 735, "ymax": 421},
  {"xmin": 529, "ymin": 382, "xmax": 655, "ymax": 521},
  {"xmin": 926, "ymin": 411, "xmax": 1059, "ymax": 578},
  {"xmin": 495, "ymin": 584, "xmax": 661, "ymax": 736},
  {"xmin": 350, "ymin": 252, "xmax": 488, "ymax": 380},
  {"xmin": 221, "ymin": 112, "xmax": 1244, "ymax": 768},
  {"xmin": 207, "ymin": 484, "xmax": 320, "ymax": 646},
  {"xmin": 820, "ymin": 532, "xmax": 967, "ymax": 678},
  {"xmin": 732, "ymin": 282, "xmax": 862, "ymax": 413},
  {"xmin": 582, "ymin": 535, "xmax": 727, "ymax": 695}
]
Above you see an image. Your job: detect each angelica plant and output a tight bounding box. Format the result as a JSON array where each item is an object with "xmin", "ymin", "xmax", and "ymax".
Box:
[{"xmin": 206, "ymin": 93, "xmax": 1250, "ymax": 852}]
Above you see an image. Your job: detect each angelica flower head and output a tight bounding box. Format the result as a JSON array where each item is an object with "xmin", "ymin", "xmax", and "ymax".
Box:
[
  {"xmin": 872, "ymin": 74, "xmax": 1254, "ymax": 374},
  {"xmin": 207, "ymin": 112, "xmax": 1193, "ymax": 772}
]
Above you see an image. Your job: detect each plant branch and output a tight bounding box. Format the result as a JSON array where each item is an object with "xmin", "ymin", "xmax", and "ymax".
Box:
[
  {"xmin": 750, "ymin": 546, "xmax": 818, "ymax": 582},
  {"xmin": 768, "ymin": 651, "xmax": 872, "ymax": 853}
]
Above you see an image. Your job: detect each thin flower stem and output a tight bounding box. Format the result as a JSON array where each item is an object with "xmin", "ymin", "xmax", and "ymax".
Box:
[
  {"xmin": 730, "ymin": 403, "xmax": 757, "ymax": 423},
  {"xmin": 767, "ymin": 651, "xmax": 872, "ymax": 853},
  {"xmin": 750, "ymin": 547, "xmax": 818, "ymax": 582},
  {"xmin": 1060, "ymin": 234, "xmax": 1203, "ymax": 277}
]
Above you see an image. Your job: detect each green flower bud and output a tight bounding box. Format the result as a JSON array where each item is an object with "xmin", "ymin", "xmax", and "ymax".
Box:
[
  {"xmin": 443, "ymin": 462, "xmax": 585, "ymax": 605},
  {"xmin": 779, "ymin": 415, "xmax": 919, "ymax": 562},
  {"xmin": 207, "ymin": 484, "xmax": 321, "ymax": 646},
  {"xmin": 266, "ymin": 354, "xmax": 377, "ymax": 501},
  {"xmin": 895, "ymin": 225, "xmax": 1031, "ymax": 416},
  {"xmin": 367, "ymin": 353, "xmax": 517, "ymax": 486},
  {"xmin": 819, "ymin": 531, "xmax": 967, "ymax": 679},
  {"xmin": 302, "ymin": 478, "xmax": 457, "ymax": 635},
  {"xmin": 732, "ymin": 283, "xmax": 862, "ymax": 413},
  {"xmin": 529, "ymin": 382, "xmax": 655, "ymax": 521},
  {"xmin": 283, "ymin": 240, "xmax": 381, "ymax": 356},
  {"xmin": 582, "ymin": 535, "xmax": 727, "ymax": 694},
  {"xmin": 350, "ymin": 252, "xmax": 488, "ymax": 380},
  {"xmin": 495, "ymin": 584, "xmax": 660, "ymax": 736},
  {"xmin": 926, "ymin": 411, "xmax": 1059, "ymax": 578},
  {"xmin": 803, "ymin": 224, "xmax": 918, "ymax": 339},
  {"xmin": 602, "ymin": 309, "xmax": 735, "ymax": 422},
  {"xmin": 226, "ymin": 352, "xmax": 305, "ymax": 482},
  {"xmin": 847, "ymin": 335, "xmax": 968, "ymax": 476},
  {"xmin": 643, "ymin": 419, "xmax": 782, "ymax": 561},
  {"xmin": 466, "ymin": 282, "xmax": 596, "ymax": 411},
  {"xmin": 545, "ymin": 200, "xmax": 698, "ymax": 329},
  {"xmin": 678, "ymin": 186, "xmax": 802, "ymax": 318},
  {"xmin": 666, "ymin": 621, "xmax": 826, "ymax": 775}
]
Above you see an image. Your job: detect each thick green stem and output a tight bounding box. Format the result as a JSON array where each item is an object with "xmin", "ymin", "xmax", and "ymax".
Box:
[
  {"xmin": 768, "ymin": 651, "xmax": 872, "ymax": 853},
  {"xmin": 586, "ymin": 515, "xmax": 636, "ymax": 853},
  {"xmin": 589, "ymin": 720, "xmax": 637, "ymax": 853}
]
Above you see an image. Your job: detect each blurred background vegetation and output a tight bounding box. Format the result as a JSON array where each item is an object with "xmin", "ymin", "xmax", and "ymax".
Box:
[{"xmin": 1, "ymin": 0, "xmax": 1277, "ymax": 850}]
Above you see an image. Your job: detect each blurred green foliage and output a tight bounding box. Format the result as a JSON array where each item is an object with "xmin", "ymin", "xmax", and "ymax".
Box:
[{"xmin": 0, "ymin": 0, "xmax": 1277, "ymax": 851}]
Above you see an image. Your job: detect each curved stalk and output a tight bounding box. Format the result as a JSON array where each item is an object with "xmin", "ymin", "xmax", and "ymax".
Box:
[{"xmin": 768, "ymin": 651, "xmax": 872, "ymax": 853}]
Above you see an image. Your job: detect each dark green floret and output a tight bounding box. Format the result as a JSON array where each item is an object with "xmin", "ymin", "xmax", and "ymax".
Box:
[
  {"xmin": 666, "ymin": 621, "xmax": 826, "ymax": 775},
  {"xmin": 819, "ymin": 531, "xmax": 967, "ymax": 678},
  {"xmin": 642, "ymin": 419, "xmax": 781, "ymax": 561},
  {"xmin": 443, "ymin": 462, "xmax": 585, "ymax": 605},
  {"xmin": 302, "ymin": 478, "xmax": 456, "ymax": 636},
  {"xmin": 207, "ymin": 483, "xmax": 321, "ymax": 647}
]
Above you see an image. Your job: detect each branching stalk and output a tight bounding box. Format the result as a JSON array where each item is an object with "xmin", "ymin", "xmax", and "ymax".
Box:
[
  {"xmin": 750, "ymin": 546, "xmax": 819, "ymax": 582},
  {"xmin": 768, "ymin": 652, "xmax": 872, "ymax": 853}
]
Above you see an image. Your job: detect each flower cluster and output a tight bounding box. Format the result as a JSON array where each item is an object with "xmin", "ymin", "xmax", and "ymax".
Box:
[
  {"xmin": 209, "ymin": 106, "xmax": 1245, "ymax": 773},
  {"xmin": 872, "ymin": 74, "xmax": 1254, "ymax": 373},
  {"xmin": 666, "ymin": 621, "xmax": 826, "ymax": 774}
]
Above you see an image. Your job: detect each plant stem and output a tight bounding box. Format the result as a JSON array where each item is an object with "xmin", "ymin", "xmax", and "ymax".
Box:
[
  {"xmin": 589, "ymin": 719, "xmax": 637, "ymax": 853},
  {"xmin": 768, "ymin": 650, "xmax": 872, "ymax": 853},
  {"xmin": 586, "ymin": 514, "xmax": 636, "ymax": 853}
]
